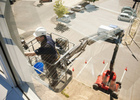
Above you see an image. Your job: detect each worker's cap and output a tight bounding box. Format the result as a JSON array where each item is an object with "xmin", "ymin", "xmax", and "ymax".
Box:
[{"xmin": 33, "ymin": 27, "xmax": 47, "ymax": 37}]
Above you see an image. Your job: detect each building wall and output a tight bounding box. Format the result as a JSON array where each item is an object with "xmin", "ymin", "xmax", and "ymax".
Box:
[{"xmin": 0, "ymin": 0, "xmax": 23, "ymax": 53}]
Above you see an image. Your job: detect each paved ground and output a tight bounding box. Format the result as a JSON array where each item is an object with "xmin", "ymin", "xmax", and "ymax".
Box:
[
  {"xmin": 68, "ymin": 8, "xmax": 129, "ymax": 36},
  {"xmin": 12, "ymin": 0, "xmax": 140, "ymax": 100},
  {"xmin": 94, "ymin": 0, "xmax": 134, "ymax": 12},
  {"xmin": 58, "ymin": 79, "xmax": 112, "ymax": 100}
]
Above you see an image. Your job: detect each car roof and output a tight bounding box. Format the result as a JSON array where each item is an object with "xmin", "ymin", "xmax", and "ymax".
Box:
[
  {"xmin": 109, "ymin": 25, "xmax": 118, "ymax": 29},
  {"xmin": 63, "ymin": 14, "xmax": 69, "ymax": 17}
]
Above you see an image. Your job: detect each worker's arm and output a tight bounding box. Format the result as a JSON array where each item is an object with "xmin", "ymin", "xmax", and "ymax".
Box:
[{"xmin": 24, "ymin": 51, "xmax": 36, "ymax": 56}]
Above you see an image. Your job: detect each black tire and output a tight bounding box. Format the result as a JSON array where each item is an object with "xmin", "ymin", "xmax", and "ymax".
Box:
[
  {"xmin": 116, "ymin": 82, "xmax": 121, "ymax": 89},
  {"xmin": 80, "ymin": 10, "xmax": 84, "ymax": 13},
  {"xmin": 118, "ymin": 17, "xmax": 120, "ymax": 21},
  {"xmin": 130, "ymin": 19, "xmax": 134, "ymax": 23},
  {"xmin": 9, "ymin": 0, "xmax": 14, "ymax": 4},
  {"xmin": 93, "ymin": 83, "xmax": 99, "ymax": 90},
  {"xmin": 111, "ymin": 91, "xmax": 118, "ymax": 99}
]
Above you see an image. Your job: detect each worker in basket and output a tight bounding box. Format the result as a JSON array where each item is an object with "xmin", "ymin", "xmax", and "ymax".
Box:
[{"xmin": 24, "ymin": 27, "xmax": 59, "ymax": 87}]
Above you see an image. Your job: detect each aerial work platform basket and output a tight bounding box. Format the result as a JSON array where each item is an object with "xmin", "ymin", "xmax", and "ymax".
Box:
[{"xmin": 23, "ymin": 33, "xmax": 75, "ymax": 92}]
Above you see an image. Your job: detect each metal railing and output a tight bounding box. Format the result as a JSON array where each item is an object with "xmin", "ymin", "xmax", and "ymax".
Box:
[{"xmin": 22, "ymin": 33, "xmax": 75, "ymax": 92}]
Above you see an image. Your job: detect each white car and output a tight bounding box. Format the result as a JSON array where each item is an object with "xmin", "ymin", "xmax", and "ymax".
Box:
[
  {"xmin": 56, "ymin": 15, "xmax": 71, "ymax": 23},
  {"xmin": 118, "ymin": 13, "xmax": 135, "ymax": 22}
]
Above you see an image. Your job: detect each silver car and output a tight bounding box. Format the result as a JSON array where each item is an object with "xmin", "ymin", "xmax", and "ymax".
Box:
[
  {"xmin": 71, "ymin": 5, "xmax": 84, "ymax": 12},
  {"xmin": 66, "ymin": 11, "xmax": 76, "ymax": 19},
  {"xmin": 56, "ymin": 15, "xmax": 71, "ymax": 23},
  {"xmin": 122, "ymin": 10, "xmax": 137, "ymax": 17},
  {"xmin": 118, "ymin": 13, "xmax": 135, "ymax": 22}
]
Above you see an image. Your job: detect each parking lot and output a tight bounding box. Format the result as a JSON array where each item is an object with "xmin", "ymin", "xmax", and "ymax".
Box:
[{"xmin": 63, "ymin": 5, "xmax": 130, "ymax": 36}]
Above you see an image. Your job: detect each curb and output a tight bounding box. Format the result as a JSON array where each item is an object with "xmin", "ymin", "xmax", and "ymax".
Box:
[{"xmin": 51, "ymin": 15, "xmax": 58, "ymax": 25}]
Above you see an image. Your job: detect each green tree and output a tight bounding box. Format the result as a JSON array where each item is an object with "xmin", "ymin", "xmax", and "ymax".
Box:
[
  {"xmin": 54, "ymin": 0, "xmax": 68, "ymax": 18},
  {"xmin": 85, "ymin": 0, "xmax": 99, "ymax": 3}
]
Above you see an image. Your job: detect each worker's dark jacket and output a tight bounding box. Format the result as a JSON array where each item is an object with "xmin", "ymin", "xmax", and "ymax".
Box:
[{"xmin": 35, "ymin": 36, "xmax": 57, "ymax": 64}]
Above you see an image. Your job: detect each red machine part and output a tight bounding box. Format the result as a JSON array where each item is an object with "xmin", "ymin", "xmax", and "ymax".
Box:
[{"xmin": 94, "ymin": 70, "xmax": 120, "ymax": 91}]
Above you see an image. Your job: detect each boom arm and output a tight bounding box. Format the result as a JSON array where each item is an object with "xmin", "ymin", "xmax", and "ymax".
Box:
[
  {"xmin": 56, "ymin": 29, "xmax": 124, "ymax": 66},
  {"xmin": 109, "ymin": 32, "xmax": 124, "ymax": 72}
]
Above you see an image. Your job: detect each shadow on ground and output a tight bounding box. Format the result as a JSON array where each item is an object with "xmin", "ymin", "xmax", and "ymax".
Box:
[
  {"xmin": 85, "ymin": 5, "xmax": 99, "ymax": 12},
  {"xmin": 54, "ymin": 23, "xmax": 69, "ymax": 33},
  {"xmin": 79, "ymin": 2, "xmax": 99, "ymax": 12}
]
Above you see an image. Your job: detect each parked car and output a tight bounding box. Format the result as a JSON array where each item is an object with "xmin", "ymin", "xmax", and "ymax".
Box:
[
  {"xmin": 121, "ymin": 6, "xmax": 136, "ymax": 13},
  {"xmin": 66, "ymin": 11, "xmax": 76, "ymax": 19},
  {"xmin": 122, "ymin": 10, "xmax": 137, "ymax": 17},
  {"xmin": 118, "ymin": 13, "xmax": 135, "ymax": 22},
  {"xmin": 71, "ymin": 5, "xmax": 84, "ymax": 12},
  {"xmin": 56, "ymin": 15, "xmax": 71, "ymax": 23}
]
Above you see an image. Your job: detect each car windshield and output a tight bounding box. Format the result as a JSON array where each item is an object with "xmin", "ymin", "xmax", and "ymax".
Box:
[
  {"xmin": 126, "ymin": 12, "xmax": 132, "ymax": 15},
  {"xmin": 120, "ymin": 15, "xmax": 125, "ymax": 17},
  {"xmin": 125, "ymin": 16, "xmax": 129, "ymax": 18}
]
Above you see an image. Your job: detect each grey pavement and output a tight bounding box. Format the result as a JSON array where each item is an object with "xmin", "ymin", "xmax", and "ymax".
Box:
[
  {"xmin": 94, "ymin": 0, "xmax": 134, "ymax": 12},
  {"xmin": 12, "ymin": 0, "xmax": 83, "ymax": 34},
  {"xmin": 68, "ymin": 8, "xmax": 129, "ymax": 36}
]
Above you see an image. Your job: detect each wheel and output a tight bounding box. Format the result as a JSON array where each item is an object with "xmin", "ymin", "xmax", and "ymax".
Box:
[
  {"xmin": 9, "ymin": 0, "xmax": 14, "ymax": 4},
  {"xmin": 130, "ymin": 19, "xmax": 134, "ymax": 23},
  {"xmin": 111, "ymin": 91, "xmax": 118, "ymax": 99},
  {"xmin": 118, "ymin": 17, "xmax": 120, "ymax": 21},
  {"xmin": 93, "ymin": 83, "xmax": 99, "ymax": 90},
  {"xmin": 116, "ymin": 82, "xmax": 121, "ymax": 89},
  {"xmin": 80, "ymin": 10, "xmax": 84, "ymax": 13}
]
